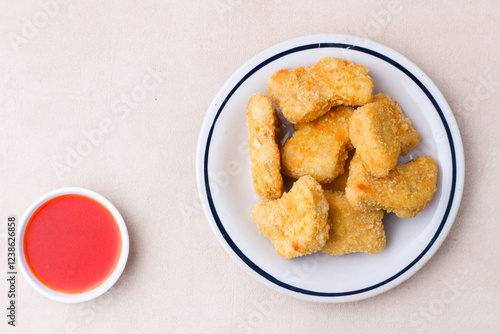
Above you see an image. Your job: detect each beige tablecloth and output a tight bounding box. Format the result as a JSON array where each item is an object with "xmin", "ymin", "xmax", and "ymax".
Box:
[{"xmin": 1, "ymin": 1, "xmax": 499, "ymax": 333}]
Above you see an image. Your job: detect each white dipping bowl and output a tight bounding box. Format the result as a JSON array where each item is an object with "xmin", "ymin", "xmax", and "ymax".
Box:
[{"xmin": 17, "ymin": 187, "xmax": 129, "ymax": 303}]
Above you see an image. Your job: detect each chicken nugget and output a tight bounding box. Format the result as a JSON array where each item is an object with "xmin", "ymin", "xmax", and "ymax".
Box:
[
  {"xmin": 346, "ymin": 153, "xmax": 438, "ymax": 218},
  {"xmin": 322, "ymin": 191, "xmax": 385, "ymax": 256},
  {"xmin": 247, "ymin": 94, "xmax": 283, "ymax": 198},
  {"xmin": 251, "ymin": 175, "xmax": 329, "ymax": 258},
  {"xmin": 281, "ymin": 106, "xmax": 354, "ymax": 183},
  {"xmin": 349, "ymin": 94, "xmax": 420, "ymax": 177},
  {"xmin": 268, "ymin": 57, "xmax": 374, "ymax": 124}
]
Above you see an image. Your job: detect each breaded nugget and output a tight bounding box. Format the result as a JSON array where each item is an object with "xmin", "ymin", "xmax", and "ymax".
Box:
[
  {"xmin": 268, "ymin": 57, "xmax": 374, "ymax": 124},
  {"xmin": 322, "ymin": 191, "xmax": 385, "ymax": 256},
  {"xmin": 349, "ymin": 94, "xmax": 420, "ymax": 177},
  {"xmin": 247, "ymin": 94, "xmax": 283, "ymax": 198},
  {"xmin": 346, "ymin": 153, "xmax": 438, "ymax": 218},
  {"xmin": 281, "ymin": 106, "xmax": 354, "ymax": 183},
  {"xmin": 321, "ymin": 149, "xmax": 354, "ymax": 191},
  {"xmin": 251, "ymin": 175, "xmax": 329, "ymax": 258}
]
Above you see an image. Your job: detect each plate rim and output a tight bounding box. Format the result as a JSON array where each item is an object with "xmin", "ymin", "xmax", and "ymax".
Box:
[{"xmin": 196, "ymin": 34, "xmax": 465, "ymax": 303}]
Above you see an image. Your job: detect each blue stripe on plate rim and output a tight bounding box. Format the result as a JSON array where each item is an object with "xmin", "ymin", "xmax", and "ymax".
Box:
[{"xmin": 202, "ymin": 43, "xmax": 457, "ymax": 297}]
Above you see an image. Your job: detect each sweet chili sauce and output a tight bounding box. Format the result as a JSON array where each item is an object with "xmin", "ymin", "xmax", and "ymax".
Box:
[{"xmin": 24, "ymin": 194, "xmax": 121, "ymax": 294}]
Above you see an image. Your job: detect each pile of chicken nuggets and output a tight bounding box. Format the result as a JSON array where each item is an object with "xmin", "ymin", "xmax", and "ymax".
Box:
[{"xmin": 247, "ymin": 57, "xmax": 438, "ymax": 259}]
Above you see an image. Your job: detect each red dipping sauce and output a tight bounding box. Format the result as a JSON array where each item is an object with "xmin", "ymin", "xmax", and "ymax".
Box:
[{"xmin": 24, "ymin": 194, "xmax": 122, "ymax": 294}]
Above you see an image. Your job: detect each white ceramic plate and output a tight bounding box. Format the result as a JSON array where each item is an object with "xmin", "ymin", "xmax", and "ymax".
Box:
[{"xmin": 196, "ymin": 34, "xmax": 464, "ymax": 303}]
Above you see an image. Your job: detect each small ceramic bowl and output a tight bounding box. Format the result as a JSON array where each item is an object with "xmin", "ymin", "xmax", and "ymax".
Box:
[{"xmin": 17, "ymin": 187, "xmax": 129, "ymax": 303}]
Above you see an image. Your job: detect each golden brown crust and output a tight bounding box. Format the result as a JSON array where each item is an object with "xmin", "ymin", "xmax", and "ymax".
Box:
[
  {"xmin": 268, "ymin": 57, "xmax": 374, "ymax": 124},
  {"xmin": 246, "ymin": 94, "xmax": 283, "ymax": 198},
  {"xmin": 345, "ymin": 153, "xmax": 438, "ymax": 218},
  {"xmin": 322, "ymin": 191, "xmax": 385, "ymax": 256},
  {"xmin": 321, "ymin": 149, "xmax": 354, "ymax": 192},
  {"xmin": 251, "ymin": 176, "xmax": 329, "ymax": 258},
  {"xmin": 281, "ymin": 106, "xmax": 354, "ymax": 183},
  {"xmin": 349, "ymin": 94, "xmax": 420, "ymax": 177}
]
